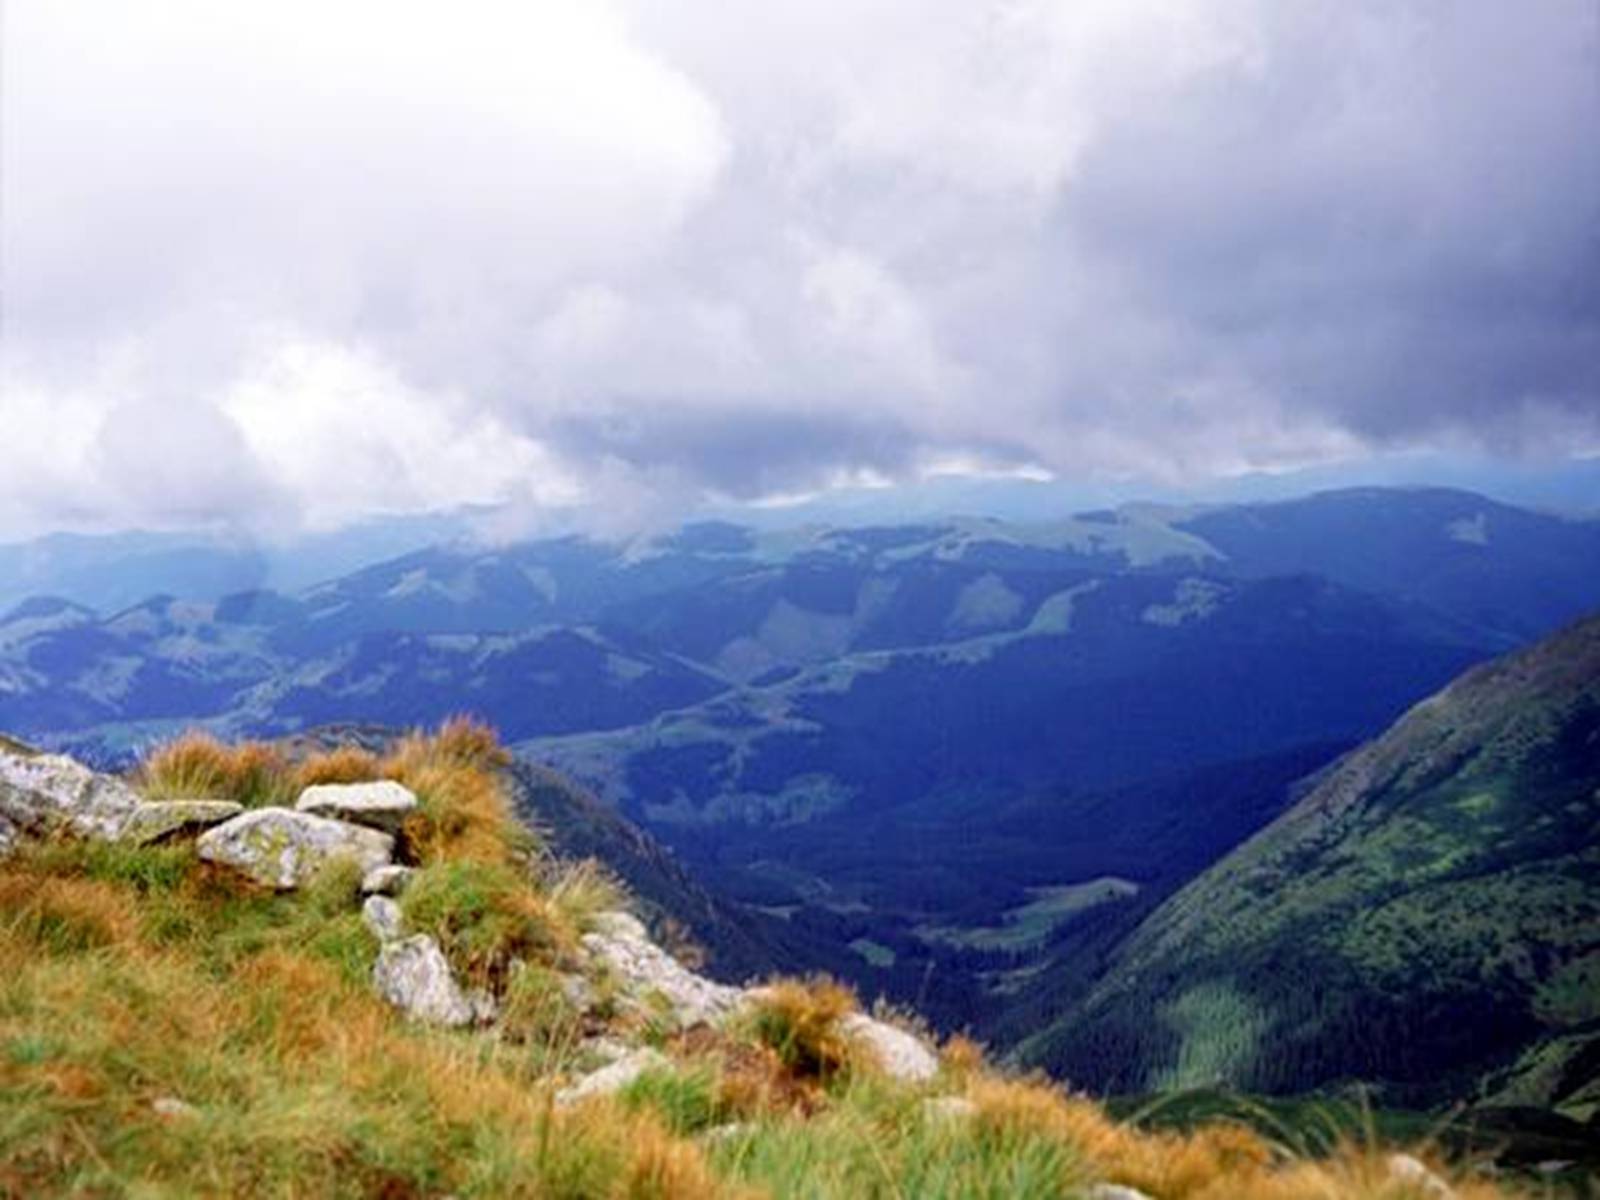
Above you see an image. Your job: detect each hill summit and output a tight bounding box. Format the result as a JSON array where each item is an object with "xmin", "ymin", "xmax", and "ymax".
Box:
[{"xmin": 0, "ymin": 719, "xmax": 1513, "ymax": 1198}]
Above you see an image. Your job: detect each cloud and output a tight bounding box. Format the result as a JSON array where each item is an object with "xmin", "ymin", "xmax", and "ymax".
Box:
[{"xmin": 1, "ymin": 0, "xmax": 1596, "ymax": 537}]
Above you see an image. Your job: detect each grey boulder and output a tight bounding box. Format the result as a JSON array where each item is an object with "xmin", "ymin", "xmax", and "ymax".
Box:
[
  {"xmin": 120, "ymin": 800, "xmax": 244, "ymax": 846},
  {"xmin": 839, "ymin": 1012, "xmax": 941, "ymax": 1083},
  {"xmin": 362, "ymin": 895, "xmax": 406, "ymax": 942},
  {"xmin": 296, "ymin": 780, "xmax": 417, "ymax": 833},
  {"xmin": 372, "ymin": 935, "xmax": 479, "ymax": 1027},
  {"xmin": 197, "ymin": 807, "xmax": 393, "ymax": 889},
  {"xmin": 0, "ymin": 743, "xmax": 142, "ymax": 845}
]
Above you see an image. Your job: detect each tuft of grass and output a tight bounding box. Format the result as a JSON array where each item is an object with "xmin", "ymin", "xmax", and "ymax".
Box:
[
  {"xmin": 497, "ymin": 963, "xmax": 586, "ymax": 1074},
  {"xmin": 292, "ymin": 745, "xmax": 382, "ymax": 788},
  {"xmin": 940, "ymin": 1032, "xmax": 988, "ymax": 1085},
  {"xmin": 383, "ymin": 722, "xmax": 531, "ymax": 867},
  {"xmin": 137, "ymin": 730, "xmax": 294, "ymax": 808},
  {"xmin": 401, "ymin": 860, "xmax": 573, "ymax": 987},
  {"xmin": 745, "ymin": 976, "xmax": 862, "ymax": 1087},
  {"xmin": 429, "ymin": 713, "xmax": 514, "ymax": 771},
  {"xmin": 621, "ymin": 1065, "xmax": 729, "ymax": 1136},
  {"xmin": 542, "ymin": 856, "xmax": 626, "ymax": 935}
]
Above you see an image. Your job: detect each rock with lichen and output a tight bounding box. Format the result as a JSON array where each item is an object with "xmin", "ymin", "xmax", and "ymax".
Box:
[{"xmin": 196, "ymin": 807, "xmax": 393, "ymax": 889}]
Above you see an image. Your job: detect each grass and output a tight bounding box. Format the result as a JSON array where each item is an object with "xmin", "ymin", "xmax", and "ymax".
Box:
[
  {"xmin": 136, "ymin": 731, "xmax": 296, "ymax": 807},
  {"xmin": 745, "ymin": 977, "xmax": 862, "ymax": 1087},
  {"xmin": 0, "ymin": 720, "xmax": 1546, "ymax": 1198},
  {"xmin": 401, "ymin": 859, "xmax": 573, "ymax": 987}
]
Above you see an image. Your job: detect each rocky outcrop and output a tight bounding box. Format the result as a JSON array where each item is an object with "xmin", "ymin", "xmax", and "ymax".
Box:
[
  {"xmin": 839, "ymin": 1012, "xmax": 940, "ymax": 1083},
  {"xmin": 196, "ymin": 807, "xmax": 393, "ymax": 889},
  {"xmin": 0, "ymin": 743, "xmax": 141, "ymax": 845},
  {"xmin": 295, "ymin": 780, "xmax": 417, "ymax": 834},
  {"xmin": 0, "ymin": 739, "xmax": 950, "ymax": 1098},
  {"xmin": 120, "ymin": 800, "xmax": 244, "ymax": 846},
  {"xmin": 581, "ymin": 910, "xmax": 740, "ymax": 1028},
  {"xmin": 373, "ymin": 935, "xmax": 479, "ymax": 1027}
]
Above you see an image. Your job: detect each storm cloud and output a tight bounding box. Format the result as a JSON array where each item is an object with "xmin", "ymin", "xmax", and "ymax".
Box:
[{"xmin": 2, "ymin": 0, "xmax": 1596, "ymax": 537}]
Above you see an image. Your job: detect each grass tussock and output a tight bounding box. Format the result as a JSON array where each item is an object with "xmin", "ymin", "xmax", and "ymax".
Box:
[
  {"xmin": 541, "ymin": 856, "xmax": 627, "ymax": 934},
  {"xmin": 745, "ymin": 976, "xmax": 862, "ymax": 1087},
  {"xmin": 401, "ymin": 859, "xmax": 574, "ymax": 987},
  {"xmin": 137, "ymin": 730, "xmax": 294, "ymax": 807},
  {"xmin": 292, "ymin": 744, "xmax": 382, "ymax": 788},
  {"xmin": 381, "ymin": 718, "xmax": 530, "ymax": 867},
  {"xmin": 135, "ymin": 715, "xmax": 530, "ymax": 870}
]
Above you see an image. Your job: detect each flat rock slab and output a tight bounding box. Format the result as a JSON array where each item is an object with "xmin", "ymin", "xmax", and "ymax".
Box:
[
  {"xmin": 197, "ymin": 807, "xmax": 393, "ymax": 889},
  {"xmin": 0, "ymin": 745, "xmax": 142, "ymax": 843},
  {"xmin": 120, "ymin": 800, "xmax": 244, "ymax": 846},
  {"xmin": 295, "ymin": 780, "xmax": 417, "ymax": 833}
]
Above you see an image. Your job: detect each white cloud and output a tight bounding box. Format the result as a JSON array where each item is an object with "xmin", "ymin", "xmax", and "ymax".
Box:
[{"xmin": 1, "ymin": 0, "xmax": 1595, "ymax": 537}]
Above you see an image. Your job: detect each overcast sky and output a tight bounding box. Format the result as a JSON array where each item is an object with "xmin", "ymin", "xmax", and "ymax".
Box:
[{"xmin": 2, "ymin": 0, "xmax": 1597, "ymax": 539}]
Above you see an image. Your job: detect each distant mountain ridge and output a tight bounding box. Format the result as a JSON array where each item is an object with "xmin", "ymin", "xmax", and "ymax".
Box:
[{"xmin": 6, "ymin": 487, "xmax": 1596, "ymax": 755}]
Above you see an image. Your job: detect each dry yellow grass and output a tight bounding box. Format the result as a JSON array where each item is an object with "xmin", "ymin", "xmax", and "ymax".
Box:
[
  {"xmin": 746, "ymin": 976, "xmax": 863, "ymax": 1086},
  {"xmin": 381, "ymin": 719, "xmax": 529, "ymax": 866},
  {"xmin": 137, "ymin": 729, "xmax": 294, "ymax": 806},
  {"xmin": 292, "ymin": 744, "xmax": 383, "ymax": 787}
]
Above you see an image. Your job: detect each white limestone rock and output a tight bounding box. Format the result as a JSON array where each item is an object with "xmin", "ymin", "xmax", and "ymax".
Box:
[
  {"xmin": 372, "ymin": 935, "xmax": 476, "ymax": 1027},
  {"xmin": 362, "ymin": 895, "xmax": 405, "ymax": 942},
  {"xmin": 581, "ymin": 910, "xmax": 740, "ymax": 1028},
  {"xmin": 0, "ymin": 743, "xmax": 141, "ymax": 843},
  {"xmin": 196, "ymin": 807, "xmax": 393, "ymax": 890},
  {"xmin": 555, "ymin": 1047, "xmax": 670, "ymax": 1107},
  {"xmin": 120, "ymin": 800, "xmax": 244, "ymax": 846},
  {"xmin": 295, "ymin": 780, "xmax": 418, "ymax": 834},
  {"xmin": 1388, "ymin": 1154, "xmax": 1456, "ymax": 1198},
  {"xmin": 361, "ymin": 864, "xmax": 414, "ymax": 896},
  {"xmin": 840, "ymin": 1012, "xmax": 940, "ymax": 1083}
]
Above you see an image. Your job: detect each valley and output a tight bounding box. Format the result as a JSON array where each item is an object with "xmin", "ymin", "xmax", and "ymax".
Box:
[{"xmin": 3, "ymin": 484, "xmax": 1598, "ymax": 1131}]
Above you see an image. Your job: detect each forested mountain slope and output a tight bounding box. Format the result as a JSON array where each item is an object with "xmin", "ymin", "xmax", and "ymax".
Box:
[{"xmin": 1021, "ymin": 613, "xmax": 1600, "ymax": 1113}]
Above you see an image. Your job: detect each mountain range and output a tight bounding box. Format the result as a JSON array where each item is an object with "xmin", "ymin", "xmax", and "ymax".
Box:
[{"xmin": 3, "ymin": 484, "xmax": 1598, "ymax": 1113}]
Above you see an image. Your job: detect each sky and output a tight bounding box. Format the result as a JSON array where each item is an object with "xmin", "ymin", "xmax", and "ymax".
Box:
[{"xmin": 2, "ymin": 0, "xmax": 1598, "ymax": 541}]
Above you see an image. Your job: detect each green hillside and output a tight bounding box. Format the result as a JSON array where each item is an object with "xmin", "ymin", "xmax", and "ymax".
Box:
[{"xmin": 1025, "ymin": 613, "xmax": 1600, "ymax": 1117}]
